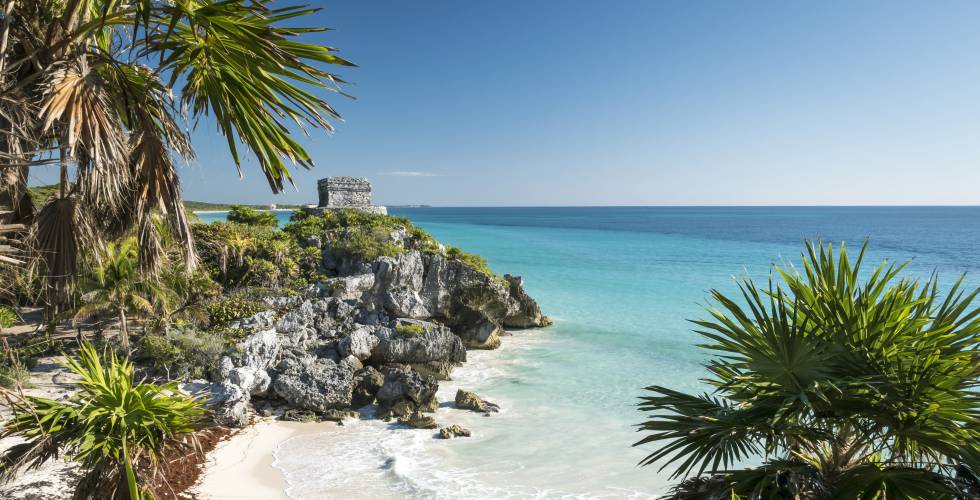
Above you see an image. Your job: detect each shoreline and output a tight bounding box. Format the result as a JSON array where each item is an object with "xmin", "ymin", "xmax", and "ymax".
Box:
[
  {"xmin": 193, "ymin": 208, "xmax": 300, "ymax": 214},
  {"xmin": 192, "ymin": 418, "xmax": 338, "ymax": 499}
]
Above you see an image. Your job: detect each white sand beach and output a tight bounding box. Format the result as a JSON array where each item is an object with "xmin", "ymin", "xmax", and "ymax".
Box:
[{"xmin": 192, "ymin": 419, "xmax": 338, "ymax": 500}]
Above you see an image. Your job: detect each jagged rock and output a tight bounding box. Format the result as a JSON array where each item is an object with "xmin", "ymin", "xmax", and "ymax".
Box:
[
  {"xmin": 208, "ymin": 217, "xmax": 549, "ymax": 427},
  {"xmin": 351, "ymin": 366, "xmax": 385, "ymax": 407},
  {"xmin": 398, "ymin": 411, "xmax": 437, "ymax": 429},
  {"xmin": 338, "ymin": 325, "xmax": 380, "ymax": 361},
  {"xmin": 503, "ymin": 274, "xmax": 553, "ymax": 328},
  {"xmin": 272, "ymin": 358, "xmax": 355, "ymax": 412},
  {"xmin": 322, "ymin": 409, "xmax": 360, "ymax": 422},
  {"xmin": 454, "ymin": 389, "xmax": 485, "ymax": 412},
  {"xmin": 452, "ymin": 308, "xmax": 503, "ymax": 349},
  {"xmin": 374, "ymin": 320, "xmax": 467, "ymax": 366},
  {"xmin": 340, "ymin": 354, "xmax": 363, "ymax": 371},
  {"xmin": 282, "ymin": 408, "xmax": 319, "ymax": 422},
  {"xmin": 438, "ymin": 425, "xmax": 471, "ymax": 439},
  {"xmin": 326, "ymin": 273, "xmax": 376, "ymax": 301},
  {"xmin": 210, "ymin": 381, "xmax": 251, "ymax": 426},
  {"xmin": 455, "ymin": 389, "xmax": 500, "ymax": 414},
  {"xmin": 376, "ymin": 366, "xmax": 439, "ymax": 419}
]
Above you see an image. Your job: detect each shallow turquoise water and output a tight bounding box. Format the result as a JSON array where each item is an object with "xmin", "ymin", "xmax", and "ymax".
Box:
[{"xmin": 200, "ymin": 207, "xmax": 980, "ymax": 498}]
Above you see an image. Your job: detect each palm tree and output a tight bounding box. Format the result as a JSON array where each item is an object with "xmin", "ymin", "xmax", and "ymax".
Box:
[
  {"xmin": 636, "ymin": 241, "xmax": 980, "ymax": 499},
  {"xmin": 0, "ymin": 342, "xmax": 203, "ymax": 499},
  {"xmin": 0, "ymin": 0, "xmax": 355, "ymax": 304},
  {"xmin": 75, "ymin": 237, "xmax": 164, "ymax": 352}
]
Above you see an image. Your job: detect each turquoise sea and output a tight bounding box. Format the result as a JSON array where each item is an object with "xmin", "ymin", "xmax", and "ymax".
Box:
[{"xmin": 197, "ymin": 207, "xmax": 980, "ymax": 498}]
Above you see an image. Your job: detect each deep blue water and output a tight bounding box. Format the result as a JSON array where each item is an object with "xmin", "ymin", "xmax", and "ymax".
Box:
[{"xmin": 199, "ymin": 207, "xmax": 980, "ymax": 498}]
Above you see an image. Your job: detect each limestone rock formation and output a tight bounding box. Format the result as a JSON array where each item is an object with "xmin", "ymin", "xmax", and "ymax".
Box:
[{"xmin": 207, "ymin": 212, "xmax": 549, "ymax": 427}]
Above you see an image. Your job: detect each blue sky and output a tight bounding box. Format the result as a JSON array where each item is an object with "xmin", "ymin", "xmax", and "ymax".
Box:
[{"xmin": 33, "ymin": 1, "xmax": 980, "ymax": 206}]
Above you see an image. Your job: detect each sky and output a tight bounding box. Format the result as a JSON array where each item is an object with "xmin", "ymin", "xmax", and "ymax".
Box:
[{"xmin": 32, "ymin": 1, "xmax": 980, "ymax": 206}]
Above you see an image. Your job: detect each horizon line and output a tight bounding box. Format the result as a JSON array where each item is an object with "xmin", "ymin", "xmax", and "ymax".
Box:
[{"xmin": 194, "ymin": 203, "xmax": 980, "ymax": 211}]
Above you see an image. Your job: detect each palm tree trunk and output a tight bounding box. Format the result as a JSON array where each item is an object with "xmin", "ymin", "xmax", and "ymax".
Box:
[{"xmin": 118, "ymin": 307, "xmax": 130, "ymax": 353}]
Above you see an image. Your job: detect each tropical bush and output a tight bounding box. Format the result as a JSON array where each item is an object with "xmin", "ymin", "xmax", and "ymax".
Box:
[
  {"xmin": 75, "ymin": 238, "xmax": 166, "ymax": 352},
  {"xmin": 0, "ymin": 343, "xmax": 204, "ymax": 499},
  {"xmin": 446, "ymin": 246, "xmax": 495, "ymax": 277},
  {"xmin": 193, "ymin": 222, "xmax": 309, "ymax": 289},
  {"xmin": 636, "ymin": 242, "xmax": 980, "ymax": 499},
  {"xmin": 0, "ymin": 337, "xmax": 55, "ymax": 389},
  {"xmin": 332, "ymin": 225, "xmax": 405, "ymax": 261},
  {"xmin": 137, "ymin": 330, "xmax": 226, "ymax": 380},
  {"xmin": 227, "ymin": 205, "xmax": 279, "ymax": 227},
  {"xmin": 206, "ymin": 296, "xmax": 264, "ymax": 327},
  {"xmin": 286, "ymin": 209, "xmax": 444, "ymax": 261},
  {"xmin": 0, "ymin": 306, "xmax": 17, "ymax": 329}
]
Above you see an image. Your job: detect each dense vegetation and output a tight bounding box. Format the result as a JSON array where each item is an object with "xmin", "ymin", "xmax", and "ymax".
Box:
[
  {"xmin": 637, "ymin": 242, "xmax": 980, "ymax": 499},
  {"xmin": 226, "ymin": 205, "xmax": 281, "ymax": 227}
]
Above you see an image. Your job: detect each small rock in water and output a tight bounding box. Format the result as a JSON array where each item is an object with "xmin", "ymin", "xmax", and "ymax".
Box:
[
  {"xmin": 398, "ymin": 411, "xmax": 437, "ymax": 429},
  {"xmin": 454, "ymin": 389, "xmax": 500, "ymax": 414},
  {"xmin": 281, "ymin": 408, "xmax": 319, "ymax": 422},
  {"xmin": 438, "ymin": 425, "xmax": 471, "ymax": 439},
  {"xmin": 322, "ymin": 409, "xmax": 360, "ymax": 422}
]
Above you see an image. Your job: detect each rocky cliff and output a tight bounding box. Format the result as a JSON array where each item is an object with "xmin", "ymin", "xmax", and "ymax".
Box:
[{"xmin": 210, "ymin": 219, "xmax": 550, "ymax": 426}]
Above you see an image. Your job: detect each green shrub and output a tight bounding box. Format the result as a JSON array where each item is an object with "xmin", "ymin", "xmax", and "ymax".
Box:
[
  {"xmin": 137, "ymin": 330, "xmax": 227, "ymax": 380},
  {"xmin": 408, "ymin": 226, "xmax": 441, "ymax": 254},
  {"xmin": 284, "ymin": 210, "xmax": 337, "ymax": 240},
  {"xmin": 138, "ymin": 335, "xmax": 180, "ymax": 373},
  {"xmin": 332, "ymin": 226, "xmax": 403, "ymax": 261},
  {"xmin": 396, "ymin": 324, "xmax": 425, "ymax": 336},
  {"xmin": 227, "ymin": 205, "xmax": 279, "ymax": 227},
  {"xmin": 206, "ymin": 296, "xmax": 264, "ymax": 326},
  {"xmin": 0, "ymin": 306, "xmax": 17, "ymax": 329},
  {"xmin": 0, "ymin": 337, "xmax": 55, "ymax": 388},
  {"xmin": 0, "ymin": 362, "xmax": 31, "ymax": 389},
  {"xmin": 446, "ymin": 246, "xmax": 495, "ymax": 277}
]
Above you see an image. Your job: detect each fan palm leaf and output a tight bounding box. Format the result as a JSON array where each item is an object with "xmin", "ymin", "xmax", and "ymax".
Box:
[
  {"xmin": 2, "ymin": 0, "xmax": 355, "ymax": 294},
  {"xmin": 637, "ymin": 241, "xmax": 980, "ymax": 498}
]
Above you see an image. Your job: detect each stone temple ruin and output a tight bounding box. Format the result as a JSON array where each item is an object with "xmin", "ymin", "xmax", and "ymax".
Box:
[{"xmin": 312, "ymin": 176, "xmax": 387, "ymax": 215}]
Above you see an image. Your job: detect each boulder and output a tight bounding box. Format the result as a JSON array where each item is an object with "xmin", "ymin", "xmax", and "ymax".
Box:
[
  {"xmin": 376, "ymin": 366, "xmax": 439, "ymax": 419},
  {"xmin": 326, "ymin": 273, "xmax": 376, "ymax": 301},
  {"xmin": 272, "ymin": 358, "xmax": 355, "ymax": 412},
  {"xmin": 451, "ymin": 308, "xmax": 502, "ymax": 350},
  {"xmin": 438, "ymin": 425, "xmax": 471, "ymax": 439},
  {"xmin": 455, "ymin": 389, "xmax": 500, "ymax": 414},
  {"xmin": 398, "ymin": 411, "xmax": 437, "ymax": 429},
  {"xmin": 351, "ymin": 366, "xmax": 385, "ymax": 407},
  {"xmin": 373, "ymin": 321, "xmax": 466, "ymax": 366},
  {"xmin": 338, "ymin": 325, "xmax": 380, "ymax": 361},
  {"xmin": 322, "ymin": 409, "xmax": 360, "ymax": 422},
  {"xmin": 282, "ymin": 408, "xmax": 319, "ymax": 422},
  {"xmin": 210, "ymin": 381, "xmax": 251, "ymax": 427}
]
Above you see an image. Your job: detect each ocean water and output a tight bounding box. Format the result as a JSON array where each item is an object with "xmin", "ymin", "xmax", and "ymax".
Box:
[{"xmin": 198, "ymin": 207, "xmax": 980, "ymax": 499}]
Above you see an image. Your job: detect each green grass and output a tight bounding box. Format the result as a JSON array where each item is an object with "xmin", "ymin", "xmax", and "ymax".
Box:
[{"xmin": 396, "ymin": 324, "xmax": 425, "ymax": 336}]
